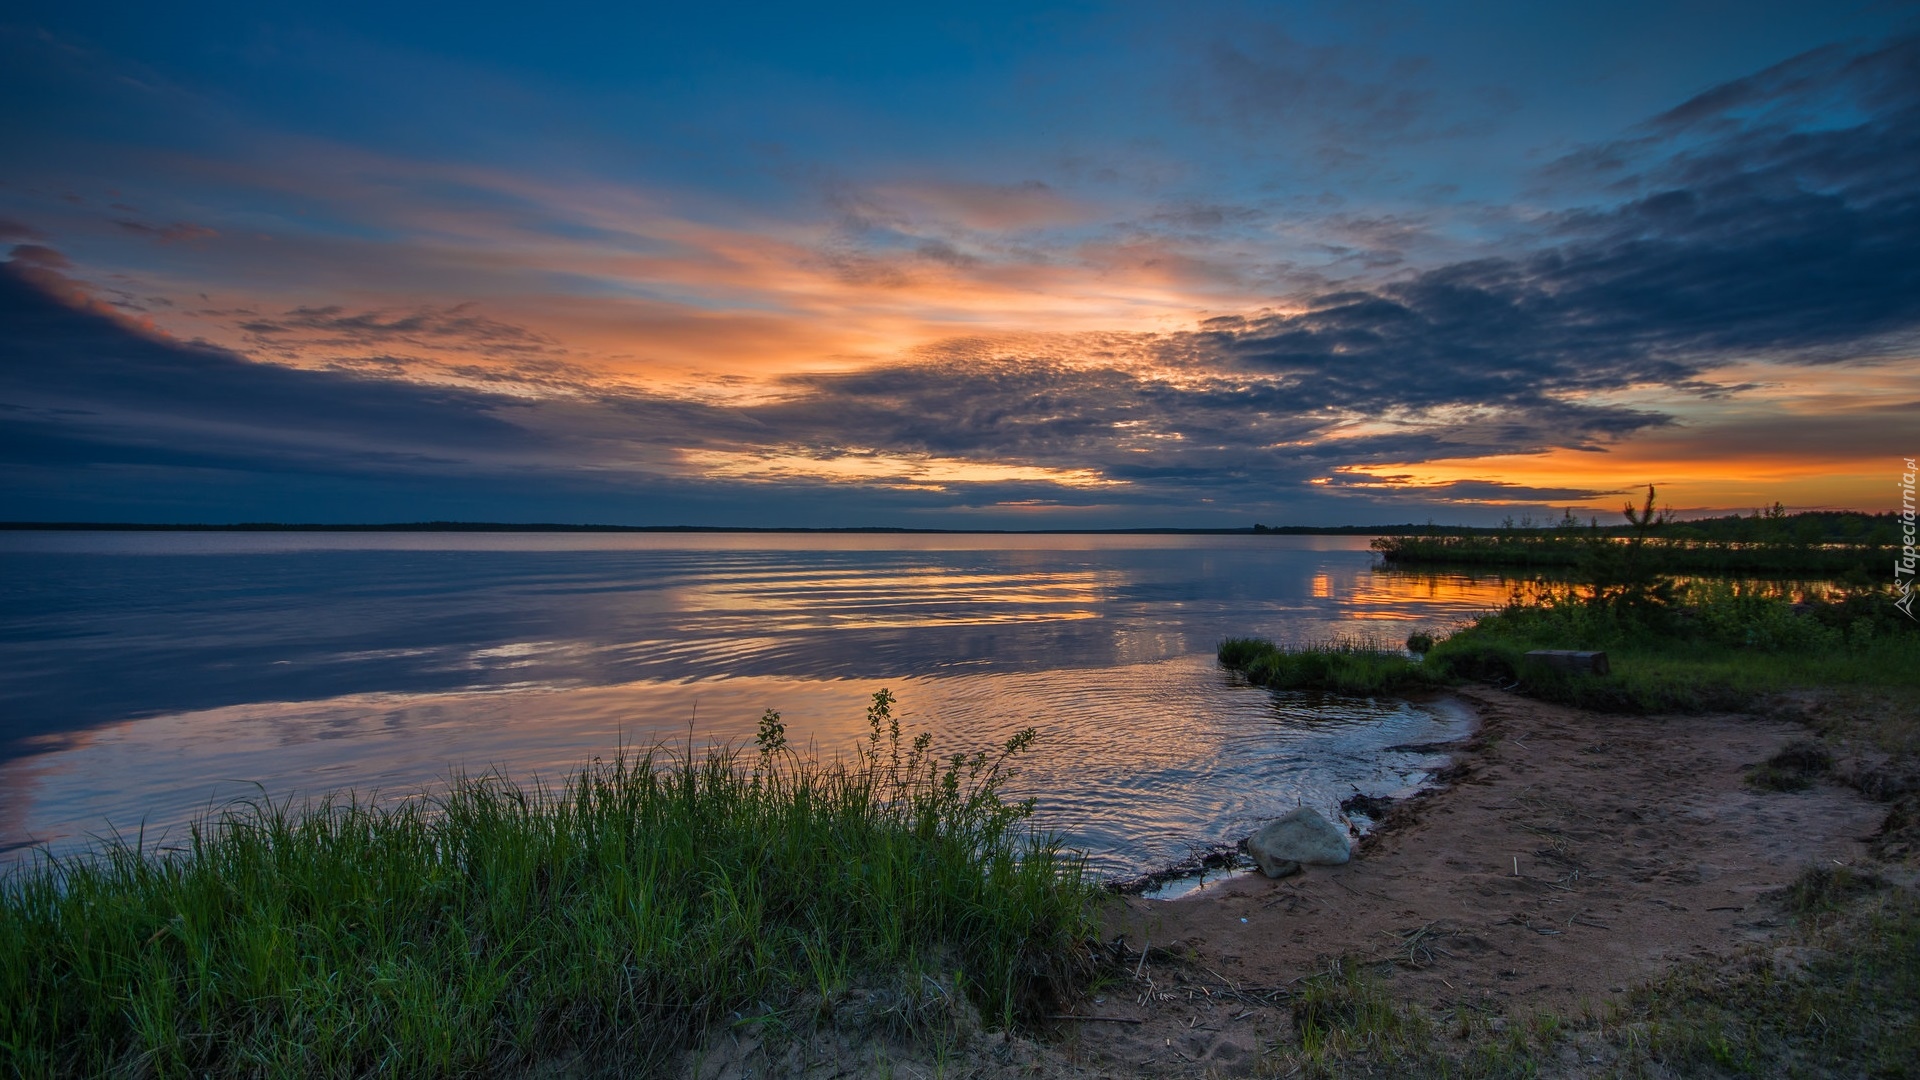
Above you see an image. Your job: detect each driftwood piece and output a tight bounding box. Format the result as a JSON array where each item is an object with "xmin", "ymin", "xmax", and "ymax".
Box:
[{"xmin": 1524, "ymin": 649, "xmax": 1611, "ymax": 676}]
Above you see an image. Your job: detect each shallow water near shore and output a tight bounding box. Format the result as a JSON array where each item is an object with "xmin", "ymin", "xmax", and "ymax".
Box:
[{"xmin": 1, "ymin": 532, "xmax": 1496, "ymax": 879}]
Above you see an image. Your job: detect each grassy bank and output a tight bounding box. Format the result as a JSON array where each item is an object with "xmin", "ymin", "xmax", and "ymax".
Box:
[
  {"xmin": 1222, "ymin": 580, "xmax": 1919, "ymax": 712},
  {"xmin": 0, "ymin": 692, "xmax": 1099, "ymax": 1077}
]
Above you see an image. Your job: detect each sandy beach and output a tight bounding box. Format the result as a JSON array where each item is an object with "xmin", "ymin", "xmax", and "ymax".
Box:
[{"xmin": 1081, "ymin": 686, "xmax": 1888, "ymax": 1073}]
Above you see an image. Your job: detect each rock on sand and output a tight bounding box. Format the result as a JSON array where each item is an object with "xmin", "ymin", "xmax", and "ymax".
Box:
[{"xmin": 1247, "ymin": 807, "xmax": 1351, "ymax": 878}]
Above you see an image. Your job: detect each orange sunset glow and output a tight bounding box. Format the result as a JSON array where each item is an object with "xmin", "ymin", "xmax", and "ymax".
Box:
[{"xmin": 1, "ymin": 11, "xmax": 1913, "ymax": 527}]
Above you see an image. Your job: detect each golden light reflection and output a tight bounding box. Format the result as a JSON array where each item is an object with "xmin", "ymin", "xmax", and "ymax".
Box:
[
  {"xmin": 1340, "ymin": 570, "xmax": 1534, "ymax": 623},
  {"xmin": 666, "ymin": 567, "xmax": 1112, "ymax": 628}
]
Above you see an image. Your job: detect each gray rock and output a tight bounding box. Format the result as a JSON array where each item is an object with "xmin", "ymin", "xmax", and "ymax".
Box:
[
  {"xmin": 1247, "ymin": 807, "xmax": 1351, "ymax": 877},
  {"xmin": 1252, "ymin": 853, "xmax": 1302, "ymax": 879}
]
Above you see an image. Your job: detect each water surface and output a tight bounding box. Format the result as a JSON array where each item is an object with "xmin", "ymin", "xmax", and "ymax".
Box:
[{"xmin": 0, "ymin": 532, "xmax": 1519, "ymax": 876}]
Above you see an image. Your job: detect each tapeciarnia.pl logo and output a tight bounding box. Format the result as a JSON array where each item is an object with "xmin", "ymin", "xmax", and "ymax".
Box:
[{"xmin": 1899, "ymin": 456, "xmax": 1917, "ymax": 621}]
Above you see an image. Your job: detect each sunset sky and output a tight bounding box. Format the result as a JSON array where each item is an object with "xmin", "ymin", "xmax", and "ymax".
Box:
[{"xmin": 2, "ymin": 2, "xmax": 1915, "ymax": 527}]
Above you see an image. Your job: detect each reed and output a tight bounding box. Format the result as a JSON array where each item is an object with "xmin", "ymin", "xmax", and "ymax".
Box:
[{"xmin": 0, "ymin": 691, "xmax": 1097, "ymax": 1077}]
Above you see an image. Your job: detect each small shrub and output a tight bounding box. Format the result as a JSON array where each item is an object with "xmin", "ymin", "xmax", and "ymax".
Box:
[
  {"xmin": 1748, "ymin": 739, "xmax": 1834, "ymax": 792},
  {"xmin": 1290, "ymin": 961, "xmax": 1416, "ymax": 1055},
  {"xmin": 1781, "ymin": 864, "xmax": 1885, "ymax": 914}
]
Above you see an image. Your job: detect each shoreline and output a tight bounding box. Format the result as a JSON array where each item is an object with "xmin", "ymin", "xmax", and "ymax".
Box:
[
  {"xmin": 684, "ymin": 684, "xmax": 1907, "ymax": 1076},
  {"xmin": 1105, "ymin": 698, "xmax": 1479, "ymax": 899},
  {"xmin": 1067, "ymin": 684, "xmax": 1892, "ymax": 1073}
]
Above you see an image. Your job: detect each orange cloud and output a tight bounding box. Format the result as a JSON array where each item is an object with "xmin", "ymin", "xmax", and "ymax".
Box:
[
  {"xmin": 108, "ymin": 142, "xmax": 1277, "ymax": 388},
  {"xmin": 678, "ymin": 446, "xmax": 1125, "ymax": 491},
  {"xmin": 1335, "ymin": 377, "xmax": 1911, "ymax": 514}
]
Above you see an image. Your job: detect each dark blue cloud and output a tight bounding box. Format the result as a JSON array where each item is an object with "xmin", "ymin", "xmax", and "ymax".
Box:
[
  {"xmin": 1194, "ymin": 35, "xmax": 1920, "ymax": 402},
  {"xmin": 0, "ymin": 262, "xmax": 538, "ymax": 452}
]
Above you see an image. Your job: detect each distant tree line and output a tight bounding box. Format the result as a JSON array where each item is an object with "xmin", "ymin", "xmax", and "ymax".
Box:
[{"xmin": 1368, "ymin": 499, "xmax": 1901, "ymax": 577}]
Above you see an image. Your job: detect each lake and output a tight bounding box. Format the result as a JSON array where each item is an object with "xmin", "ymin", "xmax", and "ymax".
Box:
[{"xmin": 0, "ymin": 531, "xmax": 1522, "ymax": 879}]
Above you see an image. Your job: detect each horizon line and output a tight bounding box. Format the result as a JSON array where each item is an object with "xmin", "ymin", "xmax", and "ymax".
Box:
[{"xmin": 1, "ymin": 509, "xmax": 1896, "ymax": 536}]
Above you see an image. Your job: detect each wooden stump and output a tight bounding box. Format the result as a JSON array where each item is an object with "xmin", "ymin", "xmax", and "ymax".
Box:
[{"xmin": 1524, "ymin": 649, "xmax": 1611, "ymax": 676}]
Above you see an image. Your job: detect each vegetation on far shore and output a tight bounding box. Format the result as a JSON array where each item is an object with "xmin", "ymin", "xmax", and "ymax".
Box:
[
  {"xmin": 0, "ymin": 692, "xmax": 1099, "ymax": 1077},
  {"xmin": 1226, "ymin": 487, "xmax": 1918, "ymax": 713},
  {"xmin": 1370, "ymin": 503, "xmax": 1900, "ymax": 576}
]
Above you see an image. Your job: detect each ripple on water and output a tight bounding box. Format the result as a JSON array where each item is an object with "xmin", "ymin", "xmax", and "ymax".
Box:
[
  {"xmin": 0, "ymin": 534, "xmax": 1491, "ymax": 873},
  {"xmin": 1, "ymin": 655, "xmax": 1473, "ymax": 882}
]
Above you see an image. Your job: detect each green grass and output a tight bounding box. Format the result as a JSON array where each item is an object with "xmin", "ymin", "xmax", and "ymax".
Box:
[
  {"xmin": 1219, "ymin": 636, "xmax": 1444, "ymax": 696},
  {"xmin": 1222, "ymin": 581, "xmax": 1920, "ymax": 711},
  {"xmin": 1261, "ymin": 959, "xmax": 1563, "ymax": 1079},
  {"xmin": 1289, "ymin": 958, "xmax": 1430, "ymax": 1062},
  {"xmin": 0, "ymin": 691, "xmax": 1099, "ymax": 1078}
]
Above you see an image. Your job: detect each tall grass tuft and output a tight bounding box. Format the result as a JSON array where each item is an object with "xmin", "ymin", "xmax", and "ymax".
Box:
[
  {"xmin": 1218, "ymin": 636, "xmax": 1441, "ymax": 697},
  {"xmin": 0, "ymin": 691, "xmax": 1097, "ymax": 1077}
]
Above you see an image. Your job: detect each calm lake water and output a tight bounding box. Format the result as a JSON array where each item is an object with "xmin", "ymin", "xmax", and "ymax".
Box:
[{"xmin": 0, "ymin": 532, "xmax": 1522, "ymax": 879}]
